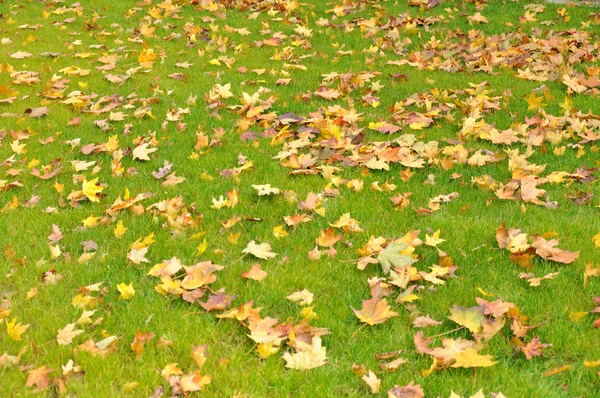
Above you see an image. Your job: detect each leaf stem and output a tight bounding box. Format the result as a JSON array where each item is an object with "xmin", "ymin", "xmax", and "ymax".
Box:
[
  {"xmin": 351, "ymin": 323, "xmax": 367, "ymax": 339},
  {"xmin": 427, "ymin": 326, "xmax": 465, "ymax": 339}
]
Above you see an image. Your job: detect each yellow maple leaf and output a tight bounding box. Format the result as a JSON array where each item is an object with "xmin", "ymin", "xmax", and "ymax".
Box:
[
  {"xmin": 138, "ymin": 48, "xmax": 157, "ymax": 68},
  {"xmin": 451, "ymin": 348, "xmax": 497, "ymax": 368},
  {"xmin": 425, "ymin": 230, "xmax": 445, "ymax": 247},
  {"xmin": 257, "ymin": 342, "xmax": 280, "ymax": 359},
  {"xmin": 117, "ymin": 282, "xmax": 135, "ymax": 299},
  {"xmin": 123, "ymin": 382, "xmax": 139, "ymax": 392},
  {"xmin": 300, "ymin": 306, "xmax": 318, "ymax": 321},
  {"xmin": 114, "ymin": 220, "xmax": 127, "ymax": 239},
  {"xmin": 82, "ymin": 215, "xmax": 100, "ymax": 227},
  {"xmin": 195, "ymin": 238, "xmax": 207, "ymax": 256},
  {"xmin": 447, "ymin": 305, "xmax": 485, "ymax": 333},
  {"xmin": 161, "ymin": 363, "xmax": 183, "ymax": 379},
  {"xmin": 592, "ymin": 232, "xmax": 600, "ymax": 248},
  {"xmin": 82, "ymin": 178, "xmax": 104, "ymax": 203},
  {"xmin": 525, "ymin": 92, "xmax": 545, "ymax": 111},
  {"xmin": 49, "ymin": 244, "xmax": 61, "ymax": 259},
  {"xmin": 6, "ymin": 317, "xmax": 30, "ymax": 341},
  {"xmin": 191, "ymin": 345, "xmax": 207, "ymax": 367},
  {"xmin": 273, "ymin": 225, "xmax": 288, "ymax": 239}
]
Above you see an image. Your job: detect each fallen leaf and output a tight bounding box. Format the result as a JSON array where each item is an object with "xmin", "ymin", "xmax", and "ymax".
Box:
[
  {"xmin": 352, "ymin": 297, "xmax": 398, "ymax": 326},
  {"xmin": 451, "ymin": 348, "xmax": 497, "ymax": 368},
  {"xmin": 242, "ymin": 240, "xmax": 277, "ymax": 260},
  {"xmin": 57, "ymin": 323, "xmax": 84, "ymax": 345}
]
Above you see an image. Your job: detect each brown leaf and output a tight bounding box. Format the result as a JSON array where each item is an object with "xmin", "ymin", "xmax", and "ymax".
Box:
[
  {"xmin": 199, "ymin": 293, "xmax": 236, "ymax": 312},
  {"xmin": 387, "ymin": 381, "xmax": 425, "ymax": 398},
  {"xmin": 352, "ymin": 297, "xmax": 398, "ymax": 326},
  {"xmin": 531, "ymin": 236, "xmax": 579, "ymax": 264},
  {"xmin": 26, "ymin": 366, "xmax": 53, "ymax": 391},
  {"xmin": 241, "ymin": 263, "xmax": 268, "ymax": 281},
  {"xmin": 24, "ymin": 107, "xmax": 49, "ymax": 118},
  {"xmin": 520, "ymin": 336, "xmax": 551, "ymax": 360}
]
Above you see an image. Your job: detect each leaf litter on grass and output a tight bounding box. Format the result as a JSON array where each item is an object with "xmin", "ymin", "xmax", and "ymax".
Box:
[{"xmin": 1, "ymin": 0, "xmax": 600, "ymax": 396}]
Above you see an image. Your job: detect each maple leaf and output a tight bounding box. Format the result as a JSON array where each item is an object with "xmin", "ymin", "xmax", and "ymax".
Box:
[
  {"xmin": 77, "ymin": 310, "xmax": 97, "ymax": 325},
  {"xmin": 425, "ymin": 230, "xmax": 445, "ymax": 247},
  {"xmin": 447, "ymin": 305, "xmax": 485, "ymax": 333},
  {"xmin": 361, "ymin": 370, "xmax": 380, "ymax": 394},
  {"xmin": 212, "ymin": 83, "xmax": 233, "ymax": 99},
  {"xmin": 161, "ymin": 363, "xmax": 184, "ymax": 379},
  {"xmin": 180, "ymin": 371, "xmax": 211, "ymax": 393},
  {"xmin": 252, "ymin": 184, "xmax": 281, "ymax": 196},
  {"xmin": 525, "ymin": 92, "xmax": 545, "ymax": 111},
  {"xmin": 315, "ymin": 228, "xmax": 343, "ymax": 247},
  {"xmin": 127, "ymin": 246, "xmax": 150, "ymax": 264},
  {"xmin": 6, "ymin": 318, "xmax": 30, "ymax": 341},
  {"xmin": 377, "ymin": 242, "xmax": 417, "ymax": 274},
  {"xmin": 57, "ymin": 323, "xmax": 84, "ymax": 345},
  {"xmin": 10, "ymin": 50, "xmax": 33, "ymax": 59},
  {"xmin": 352, "ymin": 297, "xmax": 398, "ymax": 326},
  {"xmin": 429, "ymin": 338, "xmax": 476, "ymax": 361},
  {"xmin": 61, "ymin": 359, "xmax": 85, "ymax": 381},
  {"xmin": 138, "ymin": 47, "xmax": 158, "ymax": 68},
  {"xmin": 475, "ymin": 298, "xmax": 513, "ymax": 318},
  {"xmin": 531, "ymin": 236, "xmax": 579, "ymax": 264},
  {"xmin": 26, "ymin": 366, "xmax": 53, "ymax": 391},
  {"xmin": 388, "ymin": 381, "xmax": 425, "ymax": 398},
  {"xmin": 413, "ymin": 315, "xmax": 443, "ymax": 328},
  {"xmin": 520, "ymin": 336, "xmax": 551, "ymax": 360},
  {"xmin": 132, "ymin": 143, "xmax": 157, "ymax": 161},
  {"xmin": 25, "ymin": 107, "xmax": 49, "ymax": 118},
  {"xmin": 562, "ymin": 74, "xmax": 587, "ymax": 94},
  {"xmin": 117, "ymin": 282, "xmax": 135, "ymax": 299},
  {"xmin": 191, "ymin": 345, "xmax": 208, "ymax": 368},
  {"xmin": 451, "ymin": 348, "xmax": 497, "ymax": 368},
  {"xmin": 241, "ymin": 263, "xmax": 268, "ymax": 281},
  {"xmin": 242, "ymin": 240, "xmax": 277, "ymax": 260},
  {"xmin": 200, "ymin": 293, "xmax": 236, "ymax": 312},
  {"xmin": 130, "ymin": 331, "xmax": 155, "ymax": 357},
  {"xmin": 82, "ymin": 177, "xmax": 104, "ymax": 203},
  {"xmin": 114, "ymin": 220, "xmax": 127, "ymax": 239},
  {"xmin": 496, "ymin": 225, "xmax": 530, "ymax": 253},
  {"xmin": 314, "ymin": 86, "xmax": 341, "ymax": 101},
  {"xmin": 592, "ymin": 232, "xmax": 600, "ymax": 248},
  {"xmin": 282, "ymin": 336, "xmax": 327, "ymax": 370},
  {"xmin": 48, "ymin": 224, "xmax": 63, "ymax": 244},
  {"xmin": 286, "ymin": 289, "xmax": 314, "ymax": 306},
  {"xmin": 273, "ymin": 225, "xmax": 288, "ymax": 239},
  {"xmin": 468, "ymin": 12, "xmax": 489, "ymax": 24}
]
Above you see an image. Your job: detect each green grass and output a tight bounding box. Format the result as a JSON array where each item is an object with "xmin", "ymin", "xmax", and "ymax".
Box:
[{"xmin": 1, "ymin": 0, "xmax": 600, "ymax": 396}]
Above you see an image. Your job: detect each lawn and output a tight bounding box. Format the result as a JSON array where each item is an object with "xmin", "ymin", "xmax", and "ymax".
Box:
[{"xmin": 1, "ymin": 0, "xmax": 600, "ymax": 396}]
